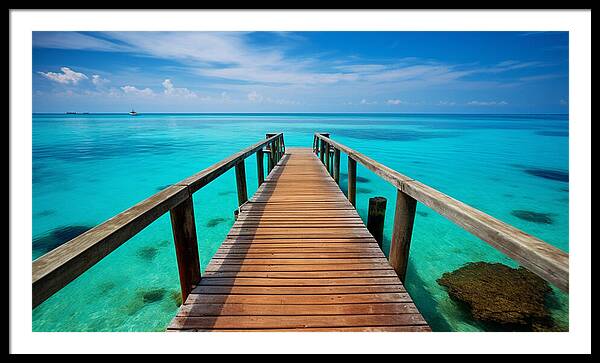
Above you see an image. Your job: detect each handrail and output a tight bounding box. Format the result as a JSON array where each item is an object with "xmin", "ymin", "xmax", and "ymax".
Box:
[
  {"xmin": 32, "ymin": 133, "xmax": 285, "ymax": 308},
  {"xmin": 314, "ymin": 133, "xmax": 568, "ymax": 292}
]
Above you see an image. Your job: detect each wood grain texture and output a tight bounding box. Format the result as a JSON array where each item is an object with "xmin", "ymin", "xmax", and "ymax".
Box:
[
  {"xmin": 168, "ymin": 147, "xmax": 429, "ymax": 332},
  {"xmin": 315, "ymin": 133, "xmax": 569, "ymax": 291}
]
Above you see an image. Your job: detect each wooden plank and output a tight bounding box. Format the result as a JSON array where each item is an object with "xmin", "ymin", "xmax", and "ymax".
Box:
[
  {"xmin": 203, "ymin": 263, "xmax": 396, "ymax": 273},
  {"xmin": 168, "ymin": 314, "xmax": 428, "ymax": 330},
  {"xmin": 184, "ymin": 292, "xmax": 411, "ymax": 305},
  {"xmin": 178, "ymin": 303, "xmax": 420, "ymax": 316},
  {"xmin": 190, "ymin": 285, "xmax": 407, "ymax": 296},
  {"xmin": 202, "ymin": 270, "xmax": 398, "ymax": 278},
  {"xmin": 197, "ymin": 277, "xmax": 401, "ymax": 286}
]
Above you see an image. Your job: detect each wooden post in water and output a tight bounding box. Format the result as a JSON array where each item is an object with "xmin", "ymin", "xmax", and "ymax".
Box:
[
  {"xmin": 348, "ymin": 157, "xmax": 357, "ymax": 207},
  {"xmin": 367, "ymin": 197, "xmax": 387, "ymax": 249},
  {"xmin": 235, "ymin": 160, "xmax": 248, "ymax": 206},
  {"xmin": 333, "ymin": 148, "xmax": 341, "ymax": 184},
  {"xmin": 169, "ymin": 196, "xmax": 201, "ymax": 302},
  {"xmin": 256, "ymin": 150, "xmax": 265, "ymax": 187},
  {"xmin": 389, "ymin": 189, "xmax": 417, "ymax": 282}
]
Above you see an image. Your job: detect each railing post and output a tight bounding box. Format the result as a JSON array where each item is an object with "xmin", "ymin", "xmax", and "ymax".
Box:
[
  {"xmin": 325, "ymin": 143, "xmax": 331, "ymax": 174},
  {"xmin": 276, "ymin": 137, "xmax": 282, "ymax": 162},
  {"xmin": 319, "ymin": 133, "xmax": 330, "ymax": 165},
  {"xmin": 348, "ymin": 157, "xmax": 357, "ymax": 207},
  {"xmin": 266, "ymin": 133, "xmax": 276, "ymax": 174},
  {"xmin": 389, "ymin": 189, "xmax": 417, "ymax": 282},
  {"xmin": 319, "ymin": 138, "xmax": 326, "ymax": 164},
  {"xmin": 170, "ymin": 195, "xmax": 201, "ymax": 302},
  {"xmin": 367, "ymin": 197, "xmax": 387, "ymax": 249},
  {"xmin": 333, "ymin": 148, "xmax": 341, "ymax": 184},
  {"xmin": 235, "ymin": 160, "xmax": 248, "ymax": 206},
  {"xmin": 256, "ymin": 149, "xmax": 265, "ymax": 187}
]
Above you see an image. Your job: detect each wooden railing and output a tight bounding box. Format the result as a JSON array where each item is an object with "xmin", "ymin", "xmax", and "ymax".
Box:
[
  {"xmin": 313, "ymin": 133, "xmax": 569, "ymax": 292},
  {"xmin": 32, "ymin": 133, "xmax": 285, "ymax": 308}
]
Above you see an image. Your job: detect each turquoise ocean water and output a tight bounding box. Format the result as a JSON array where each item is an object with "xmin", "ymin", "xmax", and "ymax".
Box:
[{"xmin": 32, "ymin": 113, "xmax": 569, "ymax": 332}]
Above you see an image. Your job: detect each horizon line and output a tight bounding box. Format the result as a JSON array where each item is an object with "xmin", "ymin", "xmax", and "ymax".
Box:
[{"xmin": 32, "ymin": 111, "xmax": 570, "ymax": 115}]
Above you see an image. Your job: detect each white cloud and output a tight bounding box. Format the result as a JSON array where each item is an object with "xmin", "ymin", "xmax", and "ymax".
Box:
[
  {"xmin": 33, "ymin": 32, "xmax": 130, "ymax": 52},
  {"xmin": 162, "ymin": 79, "xmax": 197, "ymax": 98},
  {"xmin": 437, "ymin": 100, "xmax": 456, "ymax": 106},
  {"xmin": 467, "ymin": 100, "xmax": 508, "ymax": 106},
  {"xmin": 120, "ymin": 85, "xmax": 155, "ymax": 96},
  {"xmin": 360, "ymin": 99, "xmax": 377, "ymax": 105},
  {"xmin": 386, "ymin": 99, "xmax": 402, "ymax": 105},
  {"xmin": 38, "ymin": 67, "xmax": 88, "ymax": 85},
  {"xmin": 247, "ymin": 91, "xmax": 264, "ymax": 103},
  {"xmin": 91, "ymin": 74, "xmax": 110, "ymax": 86}
]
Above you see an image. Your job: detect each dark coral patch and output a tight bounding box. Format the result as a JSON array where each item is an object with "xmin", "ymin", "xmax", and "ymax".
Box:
[
  {"xmin": 437, "ymin": 262, "xmax": 555, "ymax": 331},
  {"xmin": 33, "ymin": 225, "xmax": 93, "ymax": 255},
  {"xmin": 97, "ymin": 281, "xmax": 116, "ymax": 295},
  {"xmin": 136, "ymin": 246, "xmax": 159, "ymax": 261},
  {"xmin": 156, "ymin": 184, "xmax": 171, "ymax": 191},
  {"xmin": 417, "ymin": 211, "xmax": 429, "ymax": 217},
  {"xmin": 340, "ymin": 172, "xmax": 371, "ymax": 184},
  {"xmin": 511, "ymin": 210, "xmax": 554, "ymax": 225},
  {"xmin": 139, "ymin": 288, "xmax": 166, "ymax": 303},
  {"xmin": 34, "ymin": 209, "xmax": 56, "ymax": 217},
  {"xmin": 524, "ymin": 168, "xmax": 569, "ymax": 183},
  {"xmin": 206, "ymin": 217, "xmax": 227, "ymax": 228},
  {"xmin": 169, "ymin": 290, "xmax": 183, "ymax": 307},
  {"xmin": 356, "ymin": 187, "xmax": 373, "ymax": 194},
  {"xmin": 217, "ymin": 190, "xmax": 235, "ymax": 196}
]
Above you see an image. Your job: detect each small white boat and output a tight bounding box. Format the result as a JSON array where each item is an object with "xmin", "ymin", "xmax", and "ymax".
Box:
[{"xmin": 129, "ymin": 109, "xmax": 138, "ymax": 116}]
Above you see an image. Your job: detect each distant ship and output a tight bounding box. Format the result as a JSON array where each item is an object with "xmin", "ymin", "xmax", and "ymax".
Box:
[
  {"xmin": 66, "ymin": 111, "xmax": 77, "ymax": 114},
  {"xmin": 129, "ymin": 109, "xmax": 138, "ymax": 116}
]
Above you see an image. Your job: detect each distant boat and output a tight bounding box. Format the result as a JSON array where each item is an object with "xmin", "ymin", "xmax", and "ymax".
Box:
[
  {"xmin": 66, "ymin": 111, "xmax": 77, "ymax": 115},
  {"xmin": 129, "ymin": 109, "xmax": 138, "ymax": 116}
]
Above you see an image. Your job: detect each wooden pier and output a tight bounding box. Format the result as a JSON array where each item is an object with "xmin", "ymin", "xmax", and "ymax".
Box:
[
  {"xmin": 32, "ymin": 132, "xmax": 568, "ymax": 332},
  {"xmin": 168, "ymin": 148, "xmax": 429, "ymax": 331}
]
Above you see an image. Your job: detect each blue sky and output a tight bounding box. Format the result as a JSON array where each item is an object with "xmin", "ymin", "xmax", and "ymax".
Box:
[{"xmin": 32, "ymin": 31, "xmax": 569, "ymax": 113}]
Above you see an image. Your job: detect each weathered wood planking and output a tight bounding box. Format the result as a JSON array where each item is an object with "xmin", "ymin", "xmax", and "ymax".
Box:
[
  {"xmin": 168, "ymin": 148, "xmax": 430, "ymax": 332},
  {"xmin": 315, "ymin": 133, "xmax": 569, "ymax": 291}
]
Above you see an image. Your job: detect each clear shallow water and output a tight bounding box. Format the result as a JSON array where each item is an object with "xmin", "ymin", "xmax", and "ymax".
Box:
[{"xmin": 32, "ymin": 113, "xmax": 569, "ymax": 332}]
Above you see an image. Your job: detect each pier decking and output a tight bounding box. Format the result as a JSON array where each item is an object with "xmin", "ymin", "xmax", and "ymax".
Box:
[{"xmin": 168, "ymin": 148, "xmax": 429, "ymax": 331}]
